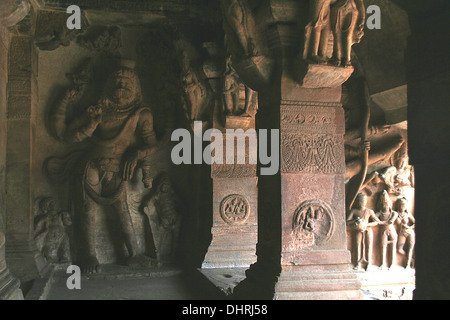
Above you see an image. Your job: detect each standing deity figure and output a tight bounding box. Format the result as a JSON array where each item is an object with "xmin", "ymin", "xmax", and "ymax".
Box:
[
  {"xmin": 222, "ymin": 56, "xmax": 240, "ymax": 115},
  {"xmin": 395, "ymin": 198, "xmax": 415, "ymax": 269},
  {"xmin": 303, "ymin": 0, "xmax": 334, "ymax": 64},
  {"xmin": 49, "ymin": 61, "xmax": 159, "ymax": 273},
  {"xmin": 143, "ymin": 173, "xmax": 181, "ymax": 266},
  {"xmin": 330, "ymin": 0, "xmax": 365, "ymax": 66},
  {"xmin": 375, "ymin": 190, "xmax": 398, "ymax": 269},
  {"xmin": 220, "ymin": 0, "xmax": 262, "ymax": 59},
  {"xmin": 182, "ymin": 66, "xmax": 207, "ymax": 122},
  {"xmin": 222, "ymin": 55, "xmax": 256, "ymax": 117},
  {"xmin": 347, "ymin": 193, "xmax": 381, "ymax": 270},
  {"xmin": 174, "ymin": 37, "xmax": 210, "ymax": 125},
  {"xmin": 34, "ymin": 197, "xmax": 72, "ymax": 263}
]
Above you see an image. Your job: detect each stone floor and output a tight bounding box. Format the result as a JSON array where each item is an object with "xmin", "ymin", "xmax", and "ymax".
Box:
[
  {"xmin": 25, "ymin": 264, "xmax": 213, "ymax": 300},
  {"xmin": 23, "ymin": 264, "xmax": 415, "ymax": 300},
  {"xmin": 47, "ymin": 274, "xmax": 200, "ymax": 300}
]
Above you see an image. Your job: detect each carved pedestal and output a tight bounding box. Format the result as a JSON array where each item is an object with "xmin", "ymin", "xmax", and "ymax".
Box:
[
  {"xmin": 0, "ymin": 231, "xmax": 23, "ymax": 300},
  {"xmin": 202, "ymin": 130, "xmax": 258, "ymax": 268}
]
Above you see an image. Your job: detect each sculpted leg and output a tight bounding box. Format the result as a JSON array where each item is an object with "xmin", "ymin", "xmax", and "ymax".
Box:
[
  {"xmin": 354, "ymin": 231, "xmax": 363, "ymax": 268},
  {"xmin": 112, "ymin": 198, "xmax": 138, "ymax": 258},
  {"xmin": 405, "ymin": 235, "xmax": 415, "ymax": 268},
  {"xmin": 75, "ymin": 164, "xmax": 100, "ymax": 273},
  {"xmin": 77, "ymin": 196, "xmax": 100, "ymax": 273},
  {"xmin": 332, "ymin": 32, "xmax": 342, "ymax": 66},
  {"xmin": 112, "ymin": 195, "xmax": 153, "ymax": 269},
  {"xmin": 318, "ymin": 25, "xmax": 330, "ymax": 62},
  {"xmin": 390, "ymin": 233, "xmax": 398, "ymax": 268},
  {"xmin": 380, "ymin": 234, "xmax": 388, "ymax": 269},
  {"xmin": 364, "ymin": 228, "xmax": 373, "ymax": 267}
]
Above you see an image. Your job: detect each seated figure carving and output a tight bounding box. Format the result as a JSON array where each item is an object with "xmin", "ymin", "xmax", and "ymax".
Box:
[{"xmin": 34, "ymin": 197, "xmax": 72, "ymax": 264}]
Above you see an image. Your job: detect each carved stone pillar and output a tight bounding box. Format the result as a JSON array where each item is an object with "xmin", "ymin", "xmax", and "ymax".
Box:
[
  {"xmin": 3, "ymin": 17, "xmax": 48, "ymax": 283},
  {"xmin": 273, "ymin": 83, "xmax": 361, "ymax": 300},
  {"xmin": 202, "ymin": 50, "xmax": 259, "ymax": 267},
  {"xmin": 0, "ymin": 4, "xmax": 30, "ymax": 298},
  {"xmin": 1, "ymin": 28, "xmax": 23, "ymax": 298},
  {"xmin": 234, "ymin": 0, "xmax": 362, "ymax": 299},
  {"xmin": 203, "ymin": 130, "xmax": 258, "ymax": 268}
]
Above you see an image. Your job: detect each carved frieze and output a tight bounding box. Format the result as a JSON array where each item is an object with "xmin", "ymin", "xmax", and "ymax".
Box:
[
  {"xmin": 211, "ymin": 163, "xmax": 256, "ymax": 179},
  {"xmin": 280, "ymin": 102, "xmax": 345, "ymax": 174},
  {"xmin": 281, "ymin": 133, "xmax": 345, "ymax": 174},
  {"xmin": 281, "ymin": 102, "xmax": 345, "ymax": 134}
]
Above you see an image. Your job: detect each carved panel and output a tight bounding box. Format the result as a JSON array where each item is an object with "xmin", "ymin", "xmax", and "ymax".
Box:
[
  {"xmin": 281, "ymin": 133, "xmax": 345, "ymax": 174},
  {"xmin": 292, "ymin": 199, "xmax": 335, "ymax": 248},
  {"xmin": 211, "ymin": 163, "xmax": 256, "ymax": 178},
  {"xmin": 220, "ymin": 194, "xmax": 250, "ymax": 225},
  {"xmin": 281, "ymin": 102, "xmax": 345, "ymax": 134}
]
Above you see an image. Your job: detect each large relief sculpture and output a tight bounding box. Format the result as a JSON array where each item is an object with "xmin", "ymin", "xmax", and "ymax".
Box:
[
  {"xmin": 343, "ymin": 71, "xmax": 415, "ymax": 271},
  {"xmin": 45, "ymin": 60, "xmax": 161, "ymax": 273}
]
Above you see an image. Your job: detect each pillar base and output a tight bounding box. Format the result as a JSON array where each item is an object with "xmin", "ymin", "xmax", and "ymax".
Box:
[
  {"xmin": 203, "ymin": 172, "xmax": 258, "ymax": 269},
  {"xmin": 202, "ymin": 225, "xmax": 257, "ymax": 268},
  {"xmin": 6, "ymin": 240, "xmax": 50, "ymax": 282},
  {"xmin": 274, "ymin": 263, "xmax": 362, "ymax": 300},
  {"xmin": 0, "ymin": 268, "xmax": 24, "ymax": 300}
]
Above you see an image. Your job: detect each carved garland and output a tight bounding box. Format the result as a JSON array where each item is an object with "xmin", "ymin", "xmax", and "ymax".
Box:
[{"xmin": 281, "ymin": 133, "xmax": 345, "ymax": 174}]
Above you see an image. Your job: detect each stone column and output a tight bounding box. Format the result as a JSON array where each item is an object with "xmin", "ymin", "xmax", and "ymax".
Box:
[
  {"xmin": 0, "ymin": 1, "xmax": 30, "ymax": 300},
  {"xmin": 3, "ymin": 15, "xmax": 48, "ymax": 283},
  {"xmin": 201, "ymin": 53, "xmax": 259, "ymax": 267},
  {"xmin": 203, "ymin": 128, "xmax": 258, "ymax": 268},
  {"xmin": 401, "ymin": 0, "xmax": 450, "ymax": 300},
  {"xmin": 234, "ymin": 0, "xmax": 361, "ymax": 299},
  {"xmin": 273, "ymin": 80, "xmax": 361, "ymax": 300}
]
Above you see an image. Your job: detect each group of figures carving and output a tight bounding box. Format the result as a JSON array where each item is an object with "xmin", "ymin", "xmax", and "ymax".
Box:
[
  {"xmin": 338, "ymin": 52, "xmax": 415, "ymax": 271},
  {"xmin": 347, "ymin": 190, "xmax": 415, "ymax": 271}
]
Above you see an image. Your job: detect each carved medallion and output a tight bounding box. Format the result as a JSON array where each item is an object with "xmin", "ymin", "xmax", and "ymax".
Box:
[
  {"xmin": 292, "ymin": 200, "xmax": 335, "ymax": 247},
  {"xmin": 220, "ymin": 194, "xmax": 250, "ymax": 225}
]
